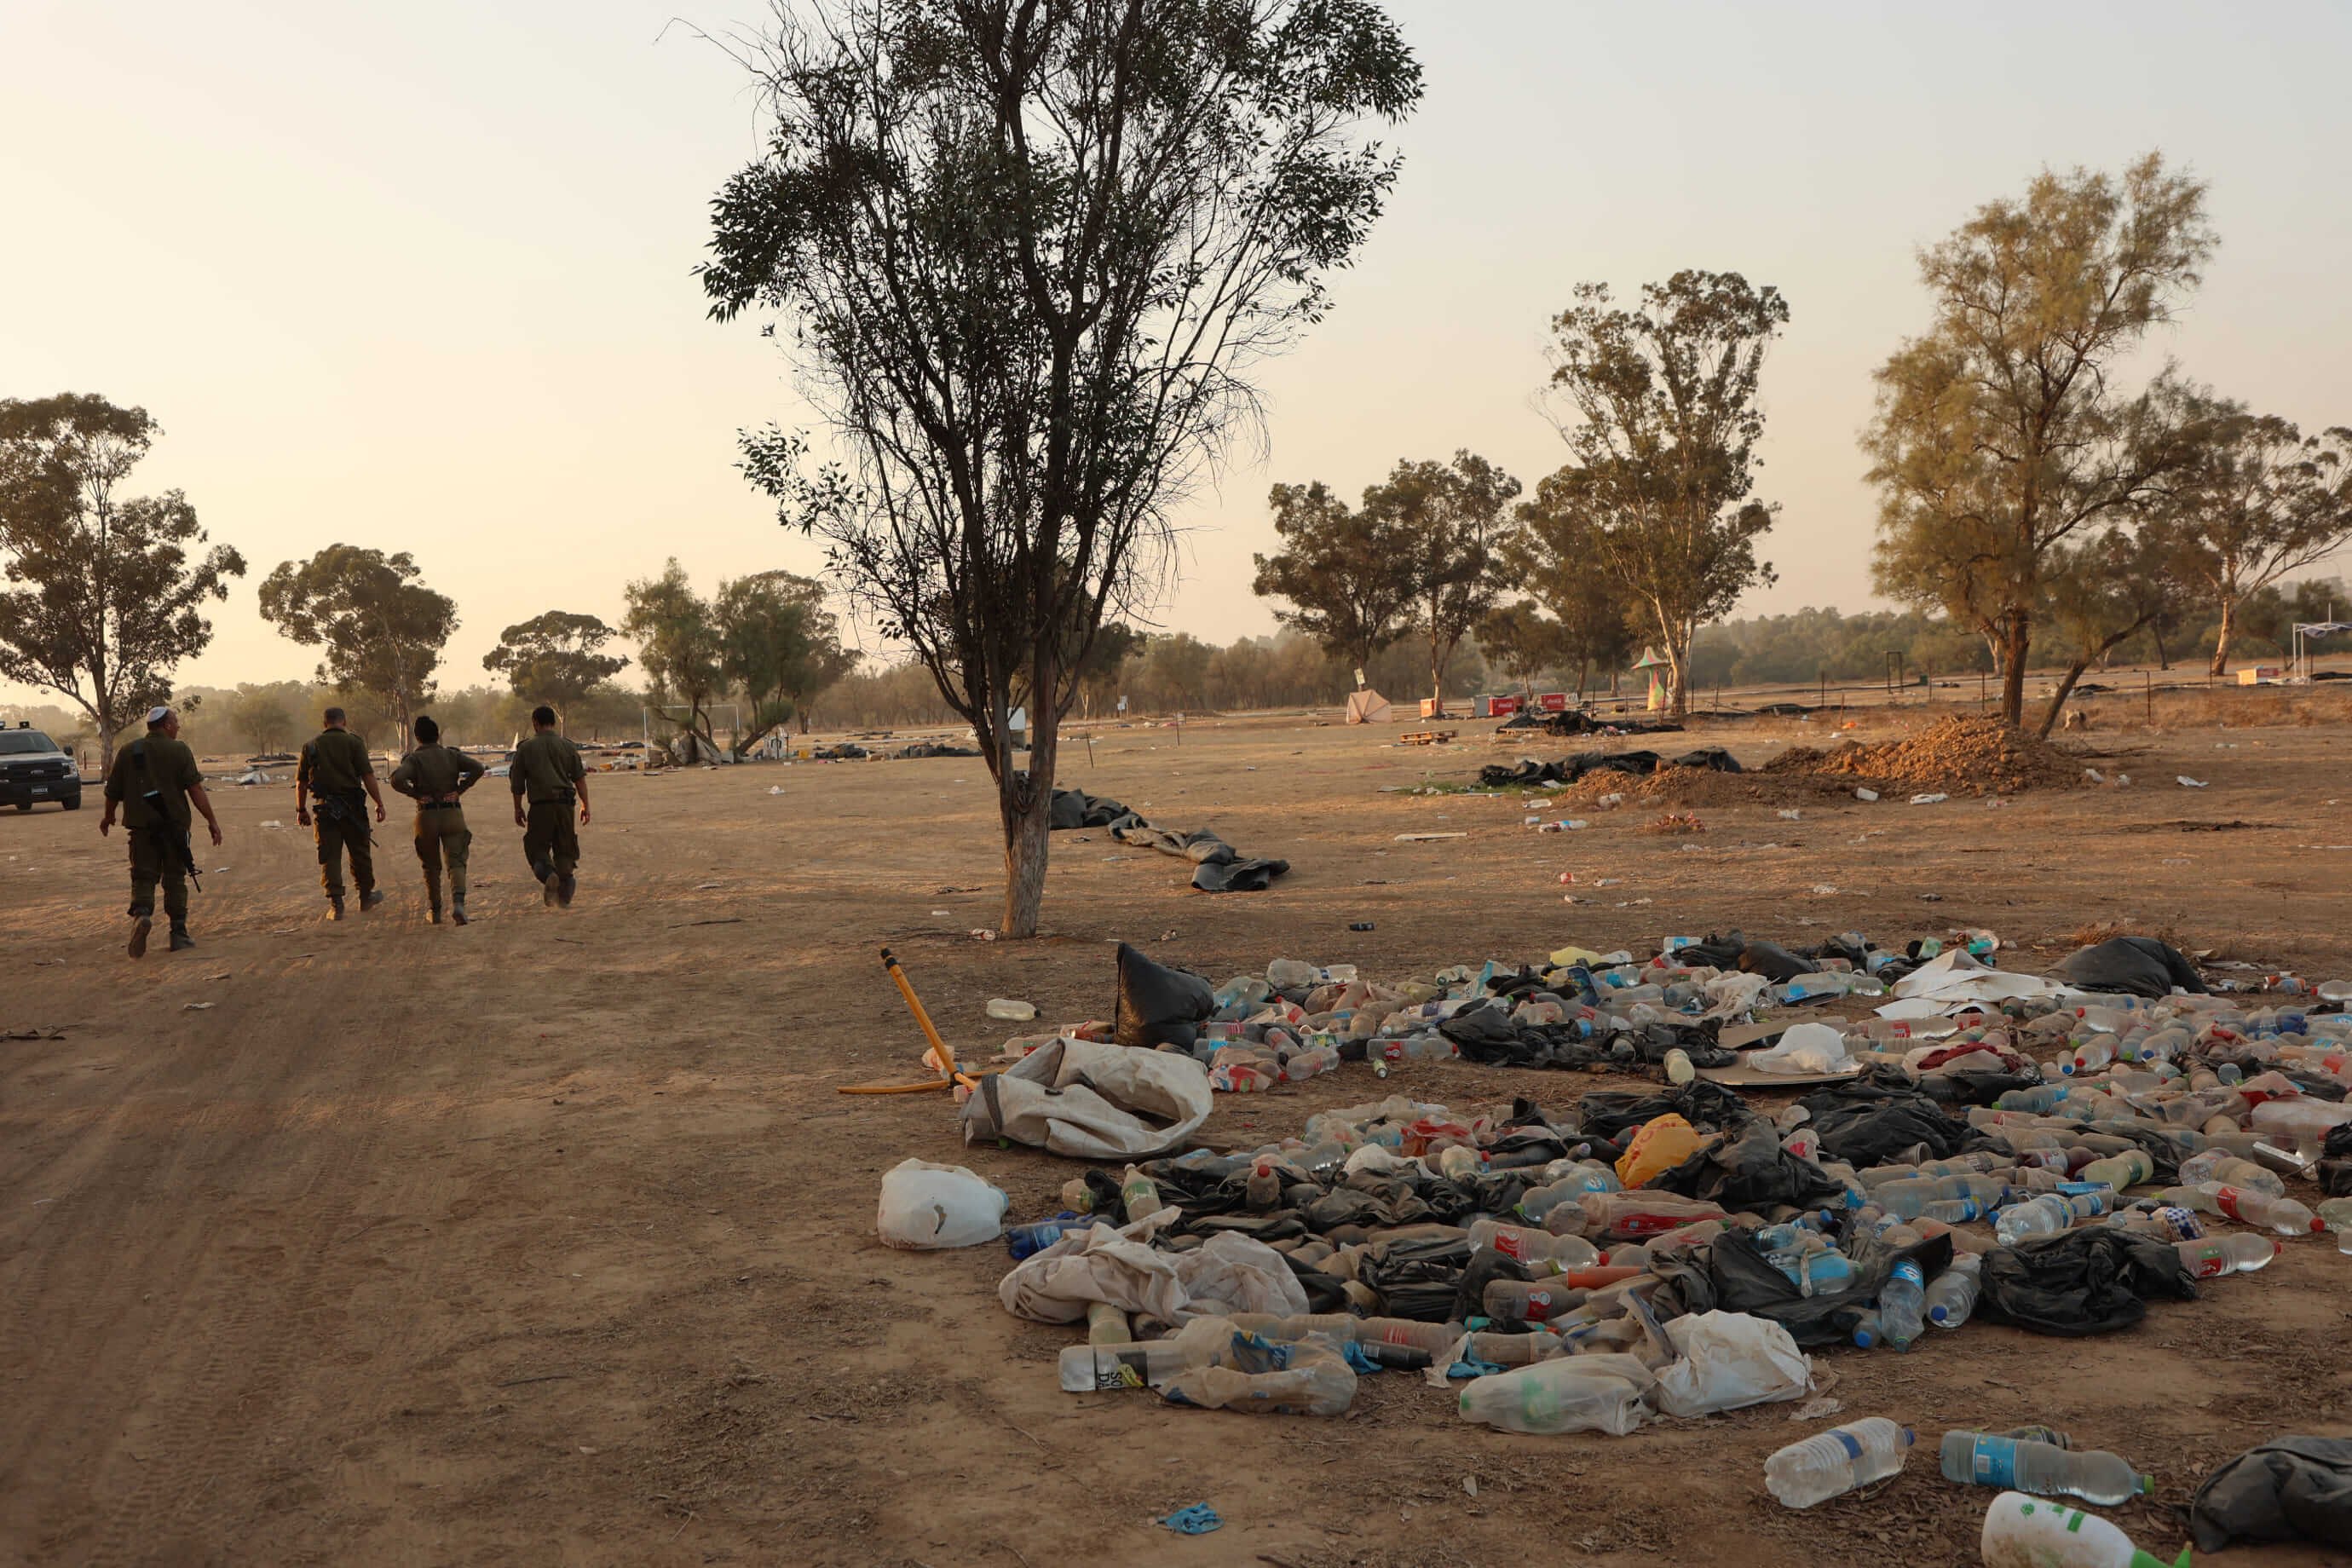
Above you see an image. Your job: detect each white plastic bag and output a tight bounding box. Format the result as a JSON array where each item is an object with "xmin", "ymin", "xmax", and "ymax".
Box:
[
  {"xmin": 1748, "ymin": 1021, "xmax": 1853, "ymax": 1076},
  {"xmin": 1655, "ymin": 1310, "xmax": 1813, "ymax": 1415},
  {"xmin": 998, "ymin": 1219, "xmax": 1190, "ymax": 1324},
  {"xmin": 877, "ymin": 1157, "xmax": 1009, "ymax": 1249},
  {"xmin": 1456, "ymin": 1352, "xmax": 1657, "ymax": 1435},
  {"xmin": 1172, "ymin": 1231, "xmax": 1311, "ymax": 1317}
]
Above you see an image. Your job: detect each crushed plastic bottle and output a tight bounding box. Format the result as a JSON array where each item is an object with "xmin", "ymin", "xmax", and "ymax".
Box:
[{"xmin": 1764, "ymin": 1418, "xmax": 1914, "ymax": 1508}]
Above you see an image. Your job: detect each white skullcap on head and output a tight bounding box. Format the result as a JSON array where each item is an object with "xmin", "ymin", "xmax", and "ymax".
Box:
[{"xmin": 147, "ymin": 706, "xmax": 173, "ymax": 724}]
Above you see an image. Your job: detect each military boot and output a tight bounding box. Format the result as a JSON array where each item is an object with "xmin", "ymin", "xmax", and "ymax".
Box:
[
  {"xmin": 168, "ymin": 923, "xmax": 196, "ymax": 952},
  {"xmin": 451, "ymin": 888, "xmax": 470, "ymax": 926},
  {"xmin": 128, "ymin": 908, "xmax": 153, "ymax": 959},
  {"xmin": 327, "ymin": 896, "xmax": 346, "ymax": 921}
]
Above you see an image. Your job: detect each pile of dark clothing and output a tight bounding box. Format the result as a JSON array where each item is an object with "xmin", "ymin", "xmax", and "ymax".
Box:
[
  {"xmin": 1478, "ymin": 747, "xmax": 1742, "ymax": 789},
  {"xmin": 1496, "ymin": 710, "xmax": 1686, "ymax": 738},
  {"xmin": 1049, "ymin": 787, "xmax": 1289, "ymax": 893}
]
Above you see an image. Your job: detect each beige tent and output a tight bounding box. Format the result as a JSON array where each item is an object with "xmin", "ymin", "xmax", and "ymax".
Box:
[{"xmin": 1346, "ymin": 689, "xmax": 1394, "ymax": 724}]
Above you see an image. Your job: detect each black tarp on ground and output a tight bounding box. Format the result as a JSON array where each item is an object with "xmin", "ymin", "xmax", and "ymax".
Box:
[
  {"xmin": 1797, "ymin": 1072, "xmax": 1972, "ymax": 1167},
  {"xmin": 2051, "ymin": 935, "xmax": 2210, "ymax": 998},
  {"xmin": 1976, "ymin": 1228, "xmax": 2197, "ymax": 1337},
  {"xmin": 1577, "ymin": 1081, "xmax": 1752, "ymax": 1143},
  {"xmin": 1047, "ymin": 790, "xmax": 1290, "ymax": 892},
  {"xmin": 1668, "ymin": 931, "xmax": 1819, "ymax": 982},
  {"xmin": 1477, "ymin": 747, "xmax": 1743, "ymax": 790},
  {"xmin": 1646, "ymin": 1227, "xmax": 1954, "ymax": 1349},
  {"xmin": 2191, "ymin": 1438, "xmax": 2352, "ymax": 1552},
  {"xmin": 1496, "ymin": 711, "xmax": 1686, "ymax": 738},
  {"xmin": 1649, "ymin": 1117, "xmax": 1855, "ymax": 1213}
]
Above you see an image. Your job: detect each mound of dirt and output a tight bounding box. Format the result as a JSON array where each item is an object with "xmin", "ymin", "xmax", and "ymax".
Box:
[{"xmin": 1801, "ymin": 716, "xmax": 2082, "ymax": 796}]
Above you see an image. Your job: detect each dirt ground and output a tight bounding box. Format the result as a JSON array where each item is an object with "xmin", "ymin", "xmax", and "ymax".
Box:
[{"xmin": 4, "ymin": 700, "xmax": 2350, "ymax": 1568}]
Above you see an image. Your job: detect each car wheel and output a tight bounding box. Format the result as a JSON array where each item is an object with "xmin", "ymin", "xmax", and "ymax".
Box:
[
  {"xmin": 61, "ymin": 795, "xmax": 81, "ymax": 810},
  {"xmin": 12, "ymin": 803, "xmax": 27, "ymax": 813}
]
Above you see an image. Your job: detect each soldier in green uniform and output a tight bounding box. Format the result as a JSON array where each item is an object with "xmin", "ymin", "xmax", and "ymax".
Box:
[
  {"xmin": 389, "ymin": 714, "xmax": 487, "ymax": 925},
  {"xmin": 509, "ymin": 705, "xmax": 591, "ymax": 907},
  {"xmin": 98, "ymin": 706, "xmax": 223, "ymax": 958},
  {"xmin": 295, "ymin": 706, "xmax": 388, "ymax": 920}
]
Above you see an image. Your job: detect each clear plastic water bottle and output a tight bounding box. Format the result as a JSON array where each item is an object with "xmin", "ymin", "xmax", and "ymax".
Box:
[
  {"xmin": 1764, "ymin": 1418, "xmax": 1915, "ymax": 1508},
  {"xmin": 2177, "ymin": 1150, "xmax": 2285, "ymax": 1196},
  {"xmin": 1877, "ymin": 1260, "xmax": 1927, "ymax": 1350},
  {"xmin": 1924, "ymin": 1254, "xmax": 1982, "ymax": 1329},
  {"xmin": 1663, "ymin": 1047, "xmax": 1695, "ymax": 1085},
  {"xmin": 1995, "ymin": 1194, "xmax": 2073, "ymax": 1247},
  {"xmin": 2174, "ymin": 1233, "xmax": 2278, "ymax": 1277},
  {"xmin": 1938, "ymin": 1431, "xmax": 2153, "ymax": 1505},
  {"xmin": 1006, "ymin": 1214, "xmax": 1101, "ymax": 1260}
]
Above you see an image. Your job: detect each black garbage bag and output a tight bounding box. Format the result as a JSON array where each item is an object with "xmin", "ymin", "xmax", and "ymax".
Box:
[
  {"xmin": 1737, "ymin": 938, "xmax": 1819, "ymax": 983},
  {"xmin": 1977, "ymin": 1228, "xmax": 2196, "ymax": 1336},
  {"xmin": 1650, "ymin": 1118, "xmax": 1852, "ymax": 1214},
  {"xmin": 1669, "ymin": 746, "xmax": 1743, "ymax": 774},
  {"xmin": 1358, "ymin": 1234, "xmax": 1473, "ymax": 1322},
  {"xmin": 2191, "ymin": 1438, "xmax": 2352, "ymax": 1552},
  {"xmin": 2320, "ymin": 1124, "xmax": 2352, "ymax": 1199},
  {"xmin": 1578, "ymin": 1081, "xmax": 1751, "ymax": 1142},
  {"xmin": 1282, "ymin": 1254, "xmax": 1352, "ymax": 1316},
  {"xmin": 1483, "ymin": 1127, "xmax": 1573, "ymax": 1169},
  {"xmin": 2052, "ymin": 936, "xmax": 2208, "ymax": 998},
  {"xmin": 1912, "ymin": 1069, "xmax": 2043, "ymax": 1108},
  {"xmin": 1798, "ymin": 1073, "xmax": 1969, "ymax": 1166},
  {"xmin": 1647, "ymin": 1227, "xmax": 1952, "ymax": 1349},
  {"xmin": 1112, "ymin": 942, "xmax": 1215, "ymax": 1052}
]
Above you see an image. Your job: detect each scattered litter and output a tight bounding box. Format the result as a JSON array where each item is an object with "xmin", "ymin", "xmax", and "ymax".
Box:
[
  {"xmin": 877, "ymin": 1160, "xmax": 1007, "ymax": 1249},
  {"xmin": 768, "ymin": 786, "xmax": 786, "ymax": 795},
  {"xmin": 1910, "ymin": 793, "xmax": 1949, "ymax": 805},
  {"xmin": 987, "ymin": 998, "xmax": 1038, "ymax": 1022},
  {"xmin": 1395, "ymin": 832, "xmax": 1467, "ymax": 842},
  {"xmin": 968, "ymin": 929, "xmax": 997, "ymax": 942},
  {"xmin": 1854, "ymin": 788, "xmax": 1879, "ymax": 802},
  {"xmin": 2178, "ymin": 776, "xmax": 2208, "ymax": 788},
  {"xmin": 1349, "ymin": 922, "xmax": 1375, "ymax": 931},
  {"xmin": 1158, "ymin": 1505, "xmax": 1221, "ymax": 1535},
  {"xmin": 259, "ymin": 820, "xmax": 284, "ymax": 829},
  {"xmin": 1778, "ymin": 809, "xmax": 1802, "ymax": 821},
  {"xmin": 206, "ymin": 971, "xmax": 230, "ymax": 982},
  {"xmin": 182, "ymin": 1002, "xmax": 215, "ymax": 1012}
]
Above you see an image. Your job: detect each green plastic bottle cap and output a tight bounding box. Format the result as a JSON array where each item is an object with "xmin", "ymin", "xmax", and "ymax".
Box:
[{"xmin": 2139, "ymin": 1474, "xmax": 2156, "ymax": 1494}]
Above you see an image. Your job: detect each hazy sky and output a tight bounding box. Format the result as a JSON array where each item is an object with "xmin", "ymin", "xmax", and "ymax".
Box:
[{"xmin": 5, "ymin": 0, "xmax": 2350, "ymax": 706}]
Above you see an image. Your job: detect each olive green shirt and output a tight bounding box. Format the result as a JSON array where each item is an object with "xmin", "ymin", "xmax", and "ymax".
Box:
[
  {"xmin": 104, "ymin": 735, "xmax": 202, "ymax": 829},
  {"xmin": 509, "ymin": 730, "xmax": 585, "ymax": 803},
  {"xmin": 299, "ymin": 728, "xmax": 375, "ymax": 794},
  {"xmin": 390, "ymin": 742, "xmax": 486, "ymax": 802}
]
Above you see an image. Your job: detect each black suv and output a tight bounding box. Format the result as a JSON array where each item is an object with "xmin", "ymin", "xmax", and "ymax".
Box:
[{"xmin": 0, "ymin": 724, "xmax": 82, "ymax": 811}]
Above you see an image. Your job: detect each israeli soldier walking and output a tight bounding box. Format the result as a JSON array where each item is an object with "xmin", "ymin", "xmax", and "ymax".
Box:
[
  {"xmin": 389, "ymin": 714, "xmax": 486, "ymax": 925},
  {"xmin": 295, "ymin": 706, "xmax": 388, "ymax": 920},
  {"xmin": 98, "ymin": 705, "xmax": 223, "ymax": 957},
  {"xmin": 510, "ymin": 704, "xmax": 590, "ymax": 907}
]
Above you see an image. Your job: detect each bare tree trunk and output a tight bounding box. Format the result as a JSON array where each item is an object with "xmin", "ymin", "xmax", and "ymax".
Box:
[
  {"xmin": 2208, "ymin": 596, "xmax": 2235, "ymax": 677},
  {"xmin": 2038, "ymin": 659, "xmax": 2092, "ymax": 739},
  {"xmin": 999, "ymin": 698, "xmax": 1058, "ymax": 938},
  {"xmin": 96, "ymin": 714, "xmax": 117, "ymax": 774},
  {"xmin": 1999, "ymin": 615, "xmax": 2031, "ymax": 727}
]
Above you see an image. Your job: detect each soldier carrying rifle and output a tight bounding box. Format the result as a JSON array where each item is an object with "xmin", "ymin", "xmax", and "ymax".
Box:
[{"xmin": 98, "ymin": 705, "xmax": 223, "ymax": 958}]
